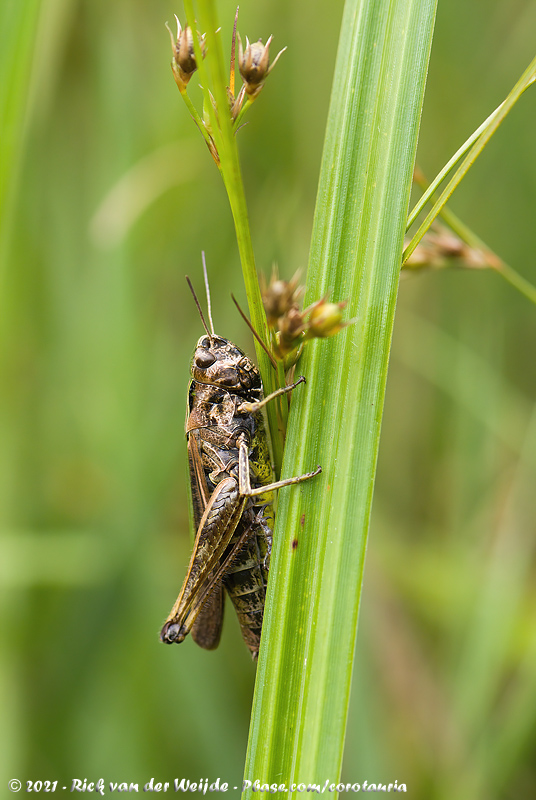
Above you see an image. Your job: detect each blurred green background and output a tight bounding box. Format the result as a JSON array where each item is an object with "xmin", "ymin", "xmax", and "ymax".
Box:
[{"xmin": 1, "ymin": 0, "xmax": 535, "ymax": 797}]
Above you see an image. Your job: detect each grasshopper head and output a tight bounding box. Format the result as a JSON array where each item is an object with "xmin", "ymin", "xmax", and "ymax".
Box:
[{"xmin": 191, "ymin": 335, "xmax": 262, "ymax": 398}]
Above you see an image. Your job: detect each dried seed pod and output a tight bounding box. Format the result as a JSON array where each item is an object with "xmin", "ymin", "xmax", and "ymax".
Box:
[
  {"xmin": 167, "ymin": 14, "xmax": 205, "ymax": 92},
  {"xmin": 262, "ymin": 269, "xmax": 303, "ymax": 327},
  {"xmin": 278, "ymin": 306, "xmax": 307, "ymax": 353},
  {"xmin": 403, "ymin": 225, "xmax": 489, "ymax": 271},
  {"xmin": 237, "ymin": 34, "xmax": 286, "ymax": 99}
]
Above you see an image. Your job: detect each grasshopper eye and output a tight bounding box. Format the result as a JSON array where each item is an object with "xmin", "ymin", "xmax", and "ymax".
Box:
[{"xmin": 195, "ymin": 350, "xmax": 216, "ymax": 368}]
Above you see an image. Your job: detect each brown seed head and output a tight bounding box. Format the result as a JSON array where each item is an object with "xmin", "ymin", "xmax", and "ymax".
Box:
[
  {"xmin": 237, "ymin": 34, "xmax": 286, "ymax": 99},
  {"xmin": 403, "ymin": 226, "xmax": 490, "ymax": 272},
  {"xmin": 276, "ymin": 307, "xmax": 306, "ymax": 357},
  {"xmin": 262, "ymin": 270, "xmax": 303, "ymax": 327},
  {"xmin": 280, "ymin": 306, "xmax": 306, "ymax": 338},
  {"xmin": 167, "ymin": 15, "xmax": 205, "ymax": 91}
]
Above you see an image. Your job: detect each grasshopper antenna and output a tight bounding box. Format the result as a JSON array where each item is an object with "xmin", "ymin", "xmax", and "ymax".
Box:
[
  {"xmin": 231, "ymin": 294, "xmax": 277, "ymax": 370},
  {"xmin": 201, "ymin": 251, "xmax": 215, "ymax": 336},
  {"xmin": 186, "ymin": 276, "xmax": 212, "ymax": 339}
]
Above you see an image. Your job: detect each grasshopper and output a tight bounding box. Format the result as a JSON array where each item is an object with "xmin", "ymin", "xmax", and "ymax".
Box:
[{"xmin": 160, "ymin": 271, "xmax": 321, "ymax": 659}]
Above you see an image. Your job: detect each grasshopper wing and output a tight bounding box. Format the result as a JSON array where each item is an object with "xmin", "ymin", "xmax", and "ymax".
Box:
[{"xmin": 187, "ymin": 431, "xmax": 224, "ymax": 650}]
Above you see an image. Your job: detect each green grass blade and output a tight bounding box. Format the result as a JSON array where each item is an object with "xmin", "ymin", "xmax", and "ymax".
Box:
[
  {"xmin": 0, "ymin": 0, "xmax": 41, "ymax": 249},
  {"xmin": 403, "ymin": 55, "xmax": 536, "ymax": 263},
  {"xmin": 406, "ymin": 70, "xmax": 536, "ymax": 231},
  {"xmin": 0, "ymin": 1, "xmax": 42, "ymax": 783},
  {"xmin": 244, "ymin": 0, "xmax": 437, "ymax": 792}
]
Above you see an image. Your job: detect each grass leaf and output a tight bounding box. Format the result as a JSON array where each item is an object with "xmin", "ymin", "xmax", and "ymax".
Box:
[{"xmin": 244, "ymin": 0, "xmax": 437, "ymax": 790}]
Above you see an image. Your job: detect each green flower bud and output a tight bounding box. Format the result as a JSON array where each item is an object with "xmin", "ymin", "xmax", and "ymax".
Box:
[{"xmin": 308, "ymin": 301, "xmax": 348, "ymax": 338}]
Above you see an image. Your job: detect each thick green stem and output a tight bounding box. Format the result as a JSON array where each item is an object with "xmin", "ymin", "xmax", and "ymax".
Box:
[{"xmin": 183, "ymin": 0, "xmax": 283, "ymax": 471}]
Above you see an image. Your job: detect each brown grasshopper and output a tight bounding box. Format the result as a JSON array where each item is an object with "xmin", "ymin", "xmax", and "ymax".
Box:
[{"xmin": 160, "ymin": 272, "xmax": 321, "ymax": 659}]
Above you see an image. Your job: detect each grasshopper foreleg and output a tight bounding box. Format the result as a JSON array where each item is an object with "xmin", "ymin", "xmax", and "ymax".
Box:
[
  {"xmin": 238, "ymin": 437, "xmax": 321, "ymax": 498},
  {"xmin": 238, "ymin": 374, "xmax": 322, "ymax": 495},
  {"xmin": 238, "ymin": 376, "xmax": 306, "ymax": 414}
]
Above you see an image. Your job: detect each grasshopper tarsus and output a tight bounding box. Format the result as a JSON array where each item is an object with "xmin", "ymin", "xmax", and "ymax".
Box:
[{"xmin": 161, "ymin": 622, "xmax": 185, "ymax": 644}]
